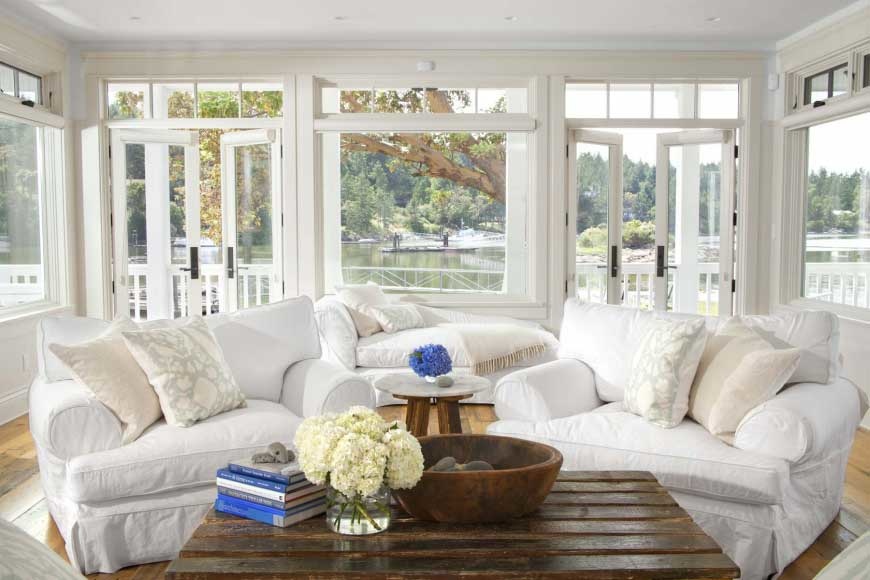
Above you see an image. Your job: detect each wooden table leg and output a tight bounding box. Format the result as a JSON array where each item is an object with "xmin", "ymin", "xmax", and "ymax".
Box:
[
  {"xmin": 404, "ymin": 397, "xmax": 431, "ymax": 437},
  {"xmin": 435, "ymin": 396, "xmax": 468, "ymax": 434}
]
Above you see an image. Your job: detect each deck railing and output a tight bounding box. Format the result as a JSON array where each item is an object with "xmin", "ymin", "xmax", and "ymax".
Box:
[
  {"xmin": 340, "ymin": 265, "xmax": 505, "ymax": 293},
  {"xmin": 0, "ymin": 264, "xmax": 43, "ymax": 308}
]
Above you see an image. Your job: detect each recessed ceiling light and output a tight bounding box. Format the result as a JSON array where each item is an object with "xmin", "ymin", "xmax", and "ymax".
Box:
[
  {"xmin": 504, "ymin": 16, "xmax": 518, "ymax": 22},
  {"xmin": 129, "ymin": 16, "xmax": 141, "ymax": 21},
  {"xmin": 333, "ymin": 16, "xmax": 348, "ymax": 21},
  {"xmin": 706, "ymin": 16, "xmax": 721, "ymax": 23}
]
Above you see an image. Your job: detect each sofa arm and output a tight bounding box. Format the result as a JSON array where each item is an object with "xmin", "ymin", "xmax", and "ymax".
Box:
[
  {"xmin": 314, "ymin": 297, "xmax": 358, "ymax": 369},
  {"xmin": 281, "ymin": 358, "xmax": 375, "ymax": 418},
  {"xmin": 734, "ymin": 378, "xmax": 867, "ymax": 463},
  {"xmin": 28, "ymin": 378, "xmax": 123, "ymax": 460},
  {"xmin": 493, "ymin": 359, "xmax": 601, "ymax": 422}
]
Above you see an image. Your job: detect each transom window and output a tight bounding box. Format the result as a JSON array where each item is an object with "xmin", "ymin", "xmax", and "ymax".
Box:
[
  {"xmin": 566, "ymin": 82, "xmax": 739, "ymax": 119},
  {"xmin": 0, "ymin": 62, "xmax": 42, "ymax": 105},
  {"xmin": 802, "ymin": 63, "xmax": 850, "ymax": 106},
  {"xmin": 320, "ymin": 85, "xmax": 528, "ymax": 114},
  {"xmin": 106, "ymin": 81, "xmax": 283, "ymax": 120}
]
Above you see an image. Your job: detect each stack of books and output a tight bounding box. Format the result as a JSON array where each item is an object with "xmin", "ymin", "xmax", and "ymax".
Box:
[{"xmin": 215, "ymin": 457, "xmax": 326, "ymax": 527}]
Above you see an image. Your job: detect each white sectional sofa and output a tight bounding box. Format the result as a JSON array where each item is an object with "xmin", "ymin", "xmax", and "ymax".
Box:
[
  {"xmin": 488, "ymin": 299, "xmax": 867, "ymax": 580},
  {"xmin": 28, "ymin": 297, "xmax": 375, "ymax": 574},
  {"xmin": 314, "ymin": 296, "xmax": 559, "ymax": 405}
]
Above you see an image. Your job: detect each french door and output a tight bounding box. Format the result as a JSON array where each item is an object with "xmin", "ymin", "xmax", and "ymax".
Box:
[
  {"xmin": 219, "ymin": 129, "xmax": 283, "ymax": 312},
  {"xmin": 111, "ymin": 129, "xmax": 201, "ymax": 320},
  {"xmin": 655, "ymin": 130, "xmax": 736, "ymax": 316},
  {"xmin": 569, "ymin": 128, "xmax": 736, "ymax": 316}
]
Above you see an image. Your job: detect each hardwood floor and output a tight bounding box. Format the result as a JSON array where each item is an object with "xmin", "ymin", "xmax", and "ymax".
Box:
[{"xmin": 1, "ymin": 407, "xmax": 867, "ymax": 579}]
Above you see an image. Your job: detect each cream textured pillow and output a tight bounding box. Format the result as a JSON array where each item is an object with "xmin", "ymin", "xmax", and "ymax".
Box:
[
  {"xmin": 368, "ymin": 304, "xmax": 425, "ymax": 333},
  {"xmin": 624, "ymin": 317, "xmax": 707, "ymax": 428},
  {"xmin": 336, "ymin": 282, "xmax": 390, "ymax": 337},
  {"xmin": 122, "ymin": 316, "xmax": 246, "ymax": 428},
  {"xmin": 49, "ymin": 317, "xmax": 162, "ymax": 444},
  {"xmin": 689, "ymin": 318, "xmax": 800, "ymax": 443}
]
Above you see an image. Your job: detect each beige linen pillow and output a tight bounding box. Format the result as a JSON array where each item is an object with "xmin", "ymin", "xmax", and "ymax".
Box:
[
  {"xmin": 368, "ymin": 304, "xmax": 425, "ymax": 333},
  {"xmin": 336, "ymin": 282, "xmax": 390, "ymax": 337},
  {"xmin": 122, "ymin": 316, "xmax": 246, "ymax": 428},
  {"xmin": 49, "ymin": 317, "xmax": 162, "ymax": 444},
  {"xmin": 689, "ymin": 318, "xmax": 800, "ymax": 443},
  {"xmin": 624, "ymin": 317, "xmax": 707, "ymax": 428}
]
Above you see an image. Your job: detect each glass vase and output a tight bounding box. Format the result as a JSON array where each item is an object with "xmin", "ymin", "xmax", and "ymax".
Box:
[{"xmin": 326, "ymin": 484, "xmax": 391, "ymax": 535}]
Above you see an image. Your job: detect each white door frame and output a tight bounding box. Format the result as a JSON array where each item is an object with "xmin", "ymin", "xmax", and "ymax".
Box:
[
  {"xmin": 655, "ymin": 129, "xmax": 735, "ymax": 315},
  {"xmin": 568, "ymin": 129, "xmax": 624, "ymax": 304},
  {"xmin": 110, "ymin": 129, "xmax": 200, "ymax": 319},
  {"xmin": 220, "ymin": 128, "xmax": 283, "ymax": 311}
]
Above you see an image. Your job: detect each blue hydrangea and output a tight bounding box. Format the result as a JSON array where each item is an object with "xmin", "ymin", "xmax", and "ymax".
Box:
[{"xmin": 408, "ymin": 344, "xmax": 452, "ymax": 378}]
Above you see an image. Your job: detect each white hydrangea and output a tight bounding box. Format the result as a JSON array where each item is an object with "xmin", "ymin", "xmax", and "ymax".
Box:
[
  {"xmin": 293, "ymin": 409, "xmax": 424, "ymax": 499},
  {"xmin": 383, "ymin": 427, "xmax": 424, "ymax": 490}
]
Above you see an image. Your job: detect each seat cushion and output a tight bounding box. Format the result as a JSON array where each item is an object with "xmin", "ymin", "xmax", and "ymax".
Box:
[
  {"xmin": 487, "ymin": 406, "xmax": 789, "ymax": 505},
  {"xmin": 66, "ymin": 400, "xmax": 302, "ymax": 503},
  {"xmin": 357, "ymin": 326, "xmax": 557, "ymax": 369}
]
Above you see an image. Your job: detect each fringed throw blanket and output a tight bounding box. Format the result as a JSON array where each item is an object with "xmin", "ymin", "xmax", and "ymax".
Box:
[{"xmin": 439, "ymin": 323, "xmax": 548, "ymax": 376}]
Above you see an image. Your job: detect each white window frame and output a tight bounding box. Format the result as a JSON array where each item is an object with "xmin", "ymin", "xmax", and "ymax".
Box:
[
  {"xmin": 310, "ymin": 75, "xmax": 547, "ymax": 312},
  {"xmin": 779, "ymin": 91, "xmax": 870, "ymax": 322},
  {"xmin": 785, "ymin": 41, "xmax": 870, "ymax": 116},
  {"xmin": 0, "ymin": 99, "xmax": 69, "ymax": 322},
  {"xmin": 856, "ymin": 41, "xmax": 870, "ymax": 96}
]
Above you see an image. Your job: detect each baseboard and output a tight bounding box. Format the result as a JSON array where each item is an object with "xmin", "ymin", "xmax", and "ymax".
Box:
[{"xmin": 0, "ymin": 386, "xmax": 28, "ymax": 426}]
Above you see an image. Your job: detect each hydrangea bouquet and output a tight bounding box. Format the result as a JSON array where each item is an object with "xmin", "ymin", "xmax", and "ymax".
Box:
[
  {"xmin": 293, "ymin": 406, "xmax": 423, "ymax": 535},
  {"xmin": 408, "ymin": 344, "xmax": 453, "ymax": 381}
]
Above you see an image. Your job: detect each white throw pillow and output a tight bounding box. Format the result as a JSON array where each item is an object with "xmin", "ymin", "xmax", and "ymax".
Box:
[
  {"xmin": 336, "ymin": 282, "xmax": 390, "ymax": 337},
  {"xmin": 122, "ymin": 316, "xmax": 246, "ymax": 428},
  {"xmin": 49, "ymin": 317, "xmax": 162, "ymax": 444},
  {"xmin": 689, "ymin": 318, "xmax": 801, "ymax": 443},
  {"xmin": 624, "ymin": 317, "xmax": 707, "ymax": 428},
  {"xmin": 368, "ymin": 304, "xmax": 425, "ymax": 334}
]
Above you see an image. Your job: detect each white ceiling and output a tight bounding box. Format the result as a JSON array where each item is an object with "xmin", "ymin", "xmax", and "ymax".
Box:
[{"xmin": 0, "ymin": 0, "xmax": 861, "ymax": 50}]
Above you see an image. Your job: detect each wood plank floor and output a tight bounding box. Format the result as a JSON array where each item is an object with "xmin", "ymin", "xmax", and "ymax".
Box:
[{"xmin": 1, "ymin": 406, "xmax": 866, "ymax": 579}]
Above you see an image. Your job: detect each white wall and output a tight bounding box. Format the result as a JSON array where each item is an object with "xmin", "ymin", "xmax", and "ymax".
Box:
[
  {"xmin": 769, "ymin": 5, "xmax": 870, "ymax": 427},
  {"xmin": 0, "ymin": 14, "xmax": 77, "ymax": 424}
]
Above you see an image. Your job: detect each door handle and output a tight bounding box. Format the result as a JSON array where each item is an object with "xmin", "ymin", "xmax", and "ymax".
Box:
[
  {"xmin": 656, "ymin": 245, "xmax": 665, "ymax": 278},
  {"xmin": 610, "ymin": 245, "xmax": 618, "ymax": 278},
  {"xmin": 227, "ymin": 247, "xmax": 235, "ymax": 279},
  {"xmin": 180, "ymin": 247, "xmax": 199, "ymax": 280}
]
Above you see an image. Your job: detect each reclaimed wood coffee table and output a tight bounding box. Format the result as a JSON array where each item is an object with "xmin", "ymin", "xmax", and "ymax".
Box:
[{"xmin": 165, "ymin": 471, "xmax": 739, "ymax": 579}]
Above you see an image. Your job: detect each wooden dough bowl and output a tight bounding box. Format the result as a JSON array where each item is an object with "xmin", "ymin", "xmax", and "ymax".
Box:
[{"xmin": 393, "ymin": 434, "xmax": 563, "ymax": 523}]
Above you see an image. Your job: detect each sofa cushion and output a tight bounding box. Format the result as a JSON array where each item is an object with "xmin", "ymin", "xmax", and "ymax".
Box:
[
  {"xmin": 66, "ymin": 400, "xmax": 302, "ymax": 503},
  {"xmin": 208, "ymin": 297, "xmax": 322, "ymax": 401},
  {"xmin": 38, "ymin": 316, "xmax": 110, "ymax": 382},
  {"xmin": 487, "ymin": 407, "xmax": 789, "ymax": 505},
  {"xmin": 336, "ymin": 283, "xmax": 390, "ymax": 337},
  {"xmin": 357, "ymin": 326, "xmax": 557, "ymax": 369}
]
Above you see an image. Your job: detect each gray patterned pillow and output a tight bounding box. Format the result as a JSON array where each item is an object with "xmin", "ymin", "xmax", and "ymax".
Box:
[
  {"xmin": 624, "ymin": 317, "xmax": 707, "ymax": 428},
  {"xmin": 122, "ymin": 316, "xmax": 246, "ymax": 427}
]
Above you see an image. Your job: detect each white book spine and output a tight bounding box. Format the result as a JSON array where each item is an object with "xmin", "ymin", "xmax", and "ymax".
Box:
[{"xmin": 215, "ymin": 477, "xmax": 323, "ymax": 503}]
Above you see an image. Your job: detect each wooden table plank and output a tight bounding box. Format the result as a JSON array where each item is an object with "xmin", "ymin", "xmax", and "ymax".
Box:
[{"xmin": 167, "ymin": 471, "xmax": 739, "ymax": 579}]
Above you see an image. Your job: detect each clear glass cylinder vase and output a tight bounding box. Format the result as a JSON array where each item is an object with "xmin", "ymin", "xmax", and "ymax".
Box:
[{"xmin": 326, "ymin": 484, "xmax": 391, "ymax": 535}]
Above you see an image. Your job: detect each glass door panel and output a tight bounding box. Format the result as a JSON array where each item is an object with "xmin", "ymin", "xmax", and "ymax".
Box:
[
  {"xmin": 655, "ymin": 130, "xmax": 735, "ymax": 315},
  {"xmin": 111, "ymin": 130, "xmax": 200, "ymax": 321},
  {"xmin": 220, "ymin": 129, "xmax": 282, "ymax": 311},
  {"xmin": 570, "ymin": 130, "xmax": 622, "ymax": 304}
]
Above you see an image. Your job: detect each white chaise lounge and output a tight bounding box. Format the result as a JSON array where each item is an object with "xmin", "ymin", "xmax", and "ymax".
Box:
[{"xmin": 488, "ymin": 299, "xmax": 867, "ymax": 580}]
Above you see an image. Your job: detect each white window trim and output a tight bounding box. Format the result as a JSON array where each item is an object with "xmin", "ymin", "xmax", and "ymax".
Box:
[
  {"xmin": 308, "ymin": 76, "xmax": 547, "ymax": 314},
  {"xmin": 0, "ymin": 100, "xmax": 69, "ymax": 323},
  {"xmin": 779, "ymin": 93, "xmax": 870, "ymax": 323}
]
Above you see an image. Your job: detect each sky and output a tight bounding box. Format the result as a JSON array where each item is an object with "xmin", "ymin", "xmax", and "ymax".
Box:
[{"xmin": 807, "ymin": 111, "xmax": 870, "ymax": 174}]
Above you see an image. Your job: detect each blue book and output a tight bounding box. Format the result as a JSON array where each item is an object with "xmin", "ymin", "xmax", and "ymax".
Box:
[
  {"xmin": 216, "ymin": 468, "xmax": 297, "ymax": 492},
  {"xmin": 215, "ymin": 496, "xmax": 326, "ymax": 528},
  {"xmin": 217, "ymin": 485, "xmax": 325, "ymax": 511},
  {"xmin": 217, "ymin": 493, "xmax": 326, "ymax": 517},
  {"xmin": 228, "ymin": 458, "xmax": 307, "ymax": 485}
]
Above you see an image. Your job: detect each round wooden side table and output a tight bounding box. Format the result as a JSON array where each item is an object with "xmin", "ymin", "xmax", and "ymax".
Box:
[{"xmin": 373, "ymin": 374, "xmax": 491, "ymax": 437}]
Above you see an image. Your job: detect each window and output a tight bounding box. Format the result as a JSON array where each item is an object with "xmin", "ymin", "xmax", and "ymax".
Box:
[
  {"xmin": 566, "ymin": 81, "xmax": 739, "ymax": 119},
  {"xmin": 864, "ymin": 54, "xmax": 870, "ymax": 89},
  {"xmin": 802, "ymin": 111, "xmax": 870, "ymax": 309},
  {"xmin": 0, "ymin": 115, "xmax": 54, "ymax": 311},
  {"xmin": 320, "ymin": 86, "xmax": 526, "ymax": 114},
  {"xmin": 107, "ymin": 81, "xmax": 283, "ymax": 120},
  {"xmin": 318, "ymin": 85, "xmax": 532, "ymax": 296},
  {"xmin": 0, "ymin": 62, "xmax": 42, "ymax": 105},
  {"xmin": 802, "ymin": 63, "xmax": 849, "ymax": 106}
]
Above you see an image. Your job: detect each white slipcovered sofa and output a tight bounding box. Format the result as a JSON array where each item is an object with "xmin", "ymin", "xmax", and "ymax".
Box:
[
  {"xmin": 314, "ymin": 296, "xmax": 558, "ymax": 405},
  {"xmin": 28, "ymin": 297, "xmax": 375, "ymax": 574},
  {"xmin": 488, "ymin": 299, "xmax": 867, "ymax": 580}
]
